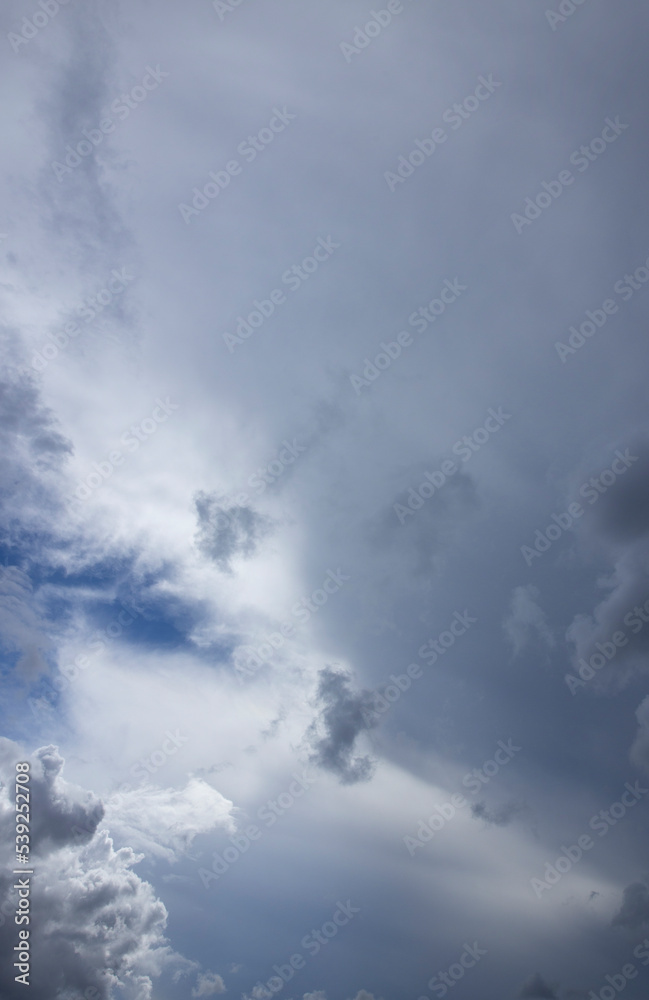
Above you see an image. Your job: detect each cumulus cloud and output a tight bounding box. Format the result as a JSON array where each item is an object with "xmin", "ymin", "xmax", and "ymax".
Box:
[
  {"xmin": 503, "ymin": 585, "xmax": 554, "ymax": 656},
  {"xmin": 0, "ymin": 742, "xmax": 104, "ymax": 855},
  {"xmin": 612, "ymin": 878, "xmax": 649, "ymax": 930},
  {"xmin": 304, "ymin": 667, "xmax": 379, "ymax": 784},
  {"xmin": 192, "ymin": 970, "xmax": 227, "ymax": 996},
  {"xmin": 0, "ymin": 741, "xmax": 193, "ymax": 999},
  {"xmin": 194, "ymin": 491, "xmax": 273, "ymax": 572},
  {"xmin": 347, "ymin": 991, "xmax": 381, "ymax": 1000}
]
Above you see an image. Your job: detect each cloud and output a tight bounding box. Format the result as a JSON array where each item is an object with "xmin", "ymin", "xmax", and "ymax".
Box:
[
  {"xmin": 347, "ymin": 992, "xmax": 381, "ymax": 1000},
  {"xmin": 0, "ymin": 370, "xmax": 72, "ymax": 544},
  {"xmin": 304, "ymin": 667, "xmax": 379, "ymax": 784},
  {"xmin": 612, "ymin": 879, "xmax": 649, "ymax": 930},
  {"xmin": 0, "ymin": 742, "xmax": 104, "ymax": 855},
  {"xmin": 503, "ymin": 585, "xmax": 554, "ymax": 656},
  {"xmin": 0, "ymin": 369, "xmax": 73, "ymax": 470},
  {"xmin": 470, "ymin": 799, "xmax": 526, "ymax": 827},
  {"xmin": 194, "ymin": 491, "xmax": 273, "ymax": 572},
  {"xmin": 0, "ymin": 740, "xmax": 202, "ymax": 1000},
  {"xmin": 192, "ymin": 971, "xmax": 227, "ymax": 997},
  {"xmin": 103, "ymin": 776, "xmax": 236, "ymax": 861},
  {"xmin": 517, "ymin": 972, "xmax": 560, "ymax": 998}
]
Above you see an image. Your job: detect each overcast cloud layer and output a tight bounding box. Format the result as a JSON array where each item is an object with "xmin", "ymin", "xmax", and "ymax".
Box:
[{"xmin": 2, "ymin": 1, "xmax": 649, "ymax": 998}]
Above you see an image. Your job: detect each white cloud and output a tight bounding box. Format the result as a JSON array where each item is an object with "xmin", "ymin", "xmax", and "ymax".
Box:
[
  {"xmin": 192, "ymin": 970, "xmax": 227, "ymax": 997},
  {"xmin": 103, "ymin": 776, "xmax": 236, "ymax": 861}
]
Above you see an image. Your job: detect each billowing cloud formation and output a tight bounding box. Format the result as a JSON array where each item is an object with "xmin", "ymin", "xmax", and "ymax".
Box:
[
  {"xmin": 503, "ymin": 585, "xmax": 554, "ymax": 656},
  {"xmin": 0, "ymin": 740, "xmax": 227, "ymax": 999},
  {"xmin": 305, "ymin": 667, "xmax": 379, "ymax": 784},
  {"xmin": 0, "ymin": 743, "xmax": 104, "ymax": 855},
  {"xmin": 612, "ymin": 879, "xmax": 649, "ymax": 930},
  {"xmin": 194, "ymin": 491, "xmax": 272, "ymax": 572}
]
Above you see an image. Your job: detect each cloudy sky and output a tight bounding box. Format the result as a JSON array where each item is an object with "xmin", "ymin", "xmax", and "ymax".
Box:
[{"xmin": 2, "ymin": 1, "xmax": 649, "ymax": 998}]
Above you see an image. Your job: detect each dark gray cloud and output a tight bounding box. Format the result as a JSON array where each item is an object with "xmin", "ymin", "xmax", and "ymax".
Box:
[
  {"xmin": 612, "ymin": 879, "xmax": 649, "ymax": 930},
  {"xmin": 0, "ymin": 743, "xmax": 104, "ymax": 854},
  {"xmin": 585, "ymin": 442, "xmax": 649, "ymax": 544},
  {"xmin": 305, "ymin": 666, "xmax": 379, "ymax": 784},
  {"xmin": 194, "ymin": 491, "xmax": 273, "ymax": 572}
]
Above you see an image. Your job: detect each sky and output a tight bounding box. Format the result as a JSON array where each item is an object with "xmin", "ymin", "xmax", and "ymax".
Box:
[{"xmin": 1, "ymin": 1, "xmax": 649, "ymax": 998}]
